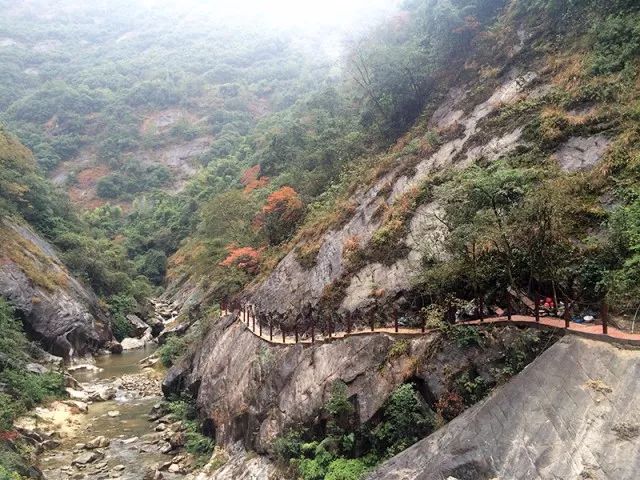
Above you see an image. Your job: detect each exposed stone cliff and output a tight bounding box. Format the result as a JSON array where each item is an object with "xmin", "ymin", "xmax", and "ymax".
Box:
[
  {"xmin": 367, "ymin": 336, "xmax": 640, "ymax": 480},
  {"xmin": 0, "ymin": 218, "xmax": 113, "ymax": 358},
  {"xmin": 164, "ymin": 315, "xmax": 557, "ymax": 454},
  {"xmin": 246, "ymin": 68, "xmax": 611, "ymax": 319}
]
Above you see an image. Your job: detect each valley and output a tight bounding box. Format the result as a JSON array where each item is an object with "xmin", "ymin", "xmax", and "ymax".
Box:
[{"xmin": 2, "ymin": 0, "xmax": 640, "ymax": 479}]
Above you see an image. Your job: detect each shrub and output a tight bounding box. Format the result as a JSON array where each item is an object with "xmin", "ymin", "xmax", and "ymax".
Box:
[
  {"xmin": 107, "ymin": 294, "xmax": 137, "ymax": 341},
  {"xmin": 185, "ymin": 430, "xmax": 215, "ymax": 457},
  {"xmin": 386, "ymin": 340, "xmax": 410, "ymax": 362},
  {"xmin": 454, "ymin": 372, "xmax": 490, "ymax": 404},
  {"xmin": 158, "ymin": 336, "xmax": 188, "ymax": 367},
  {"xmin": 435, "ymin": 391, "xmax": 465, "ymax": 421},
  {"xmin": 373, "ymin": 384, "xmax": 433, "ymax": 458},
  {"xmin": 0, "ymin": 461, "xmax": 27, "ymax": 480},
  {"xmin": 259, "ymin": 186, "xmax": 304, "ymax": 245},
  {"xmin": 0, "ymin": 370, "xmax": 66, "ymax": 411},
  {"xmin": 273, "ymin": 430, "xmax": 304, "ymax": 463},
  {"xmin": 0, "ymin": 394, "xmax": 23, "ymax": 432},
  {"xmin": 325, "ymin": 458, "xmax": 369, "ymax": 480},
  {"xmin": 325, "ymin": 381, "xmax": 355, "ymax": 437},
  {"xmin": 219, "ymin": 246, "xmax": 262, "ymax": 274},
  {"xmin": 166, "ymin": 398, "xmax": 214, "ymax": 463},
  {"xmin": 591, "ymin": 13, "xmax": 640, "ymax": 75}
]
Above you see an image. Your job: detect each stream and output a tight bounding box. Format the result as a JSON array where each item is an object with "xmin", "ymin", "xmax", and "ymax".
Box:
[{"xmin": 36, "ymin": 346, "xmax": 192, "ymax": 480}]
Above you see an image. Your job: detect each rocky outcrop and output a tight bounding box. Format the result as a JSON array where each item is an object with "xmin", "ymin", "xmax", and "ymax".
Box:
[
  {"xmin": 367, "ymin": 336, "xmax": 640, "ymax": 480},
  {"xmin": 195, "ymin": 444, "xmax": 278, "ymax": 480},
  {"xmin": 164, "ymin": 315, "xmax": 558, "ymax": 453},
  {"xmin": 0, "ymin": 218, "xmax": 113, "ymax": 358},
  {"xmin": 554, "ymin": 134, "xmax": 611, "ymax": 172}
]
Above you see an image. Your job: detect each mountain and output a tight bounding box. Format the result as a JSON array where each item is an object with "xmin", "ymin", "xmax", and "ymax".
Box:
[{"xmin": 2, "ymin": 0, "xmax": 640, "ymax": 478}]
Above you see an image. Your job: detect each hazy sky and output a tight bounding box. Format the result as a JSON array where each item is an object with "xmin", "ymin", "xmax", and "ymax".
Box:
[{"xmin": 137, "ymin": 0, "xmax": 401, "ymax": 30}]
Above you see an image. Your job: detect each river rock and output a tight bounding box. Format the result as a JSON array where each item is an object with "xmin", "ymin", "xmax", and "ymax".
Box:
[
  {"xmin": 107, "ymin": 410, "xmax": 120, "ymax": 417},
  {"xmin": 72, "ymin": 450, "xmax": 104, "ymax": 465},
  {"xmin": 120, "ymin": 337, "xmax": 145, "ymax": 350},
  {"xmin": 168, "ymin": 431, "xmax": 185, "ymax": 449},
  {"xmin": 86, "ymin": 436, "xmax": 110, "ymax": 449},
  {"xmin": 84, "ymin": 384, "xmax": 116, "ymax": 402},
  {"xmin": 26, "ymin": 362, "xmax": 49, "ymax": 374},
  {"xmin": 147, "ymin": 317, "xmax": 165, "ymax": 337},
  {"xmin": 106, "ymin": 340, "xmax": 123, "ymax": 354},
  {"xmin": 63, "ymin": 400, "xmax": 89, "ymax": 413},
  {"xmin": 66, "ymin": 388, "xmax": 90, "ymax": 402},
  {"xmin": 68, "ymin": 364, "xmax": 103, "ymax": 373},
  {"xmin": 42, "ymin": 439, "xmax": 61, "ymax": 450},
  {"xmin": 121, "ymin": 330, "xmax": 153, "ymax": 350},
  {"xmin": 126, "ymin": 314, "xmax": 151, "ymax": 338}
]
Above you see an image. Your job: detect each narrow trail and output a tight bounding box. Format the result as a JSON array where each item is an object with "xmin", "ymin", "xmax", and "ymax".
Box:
[{"xmin": 230, "ymin": 309, "xmax": 640, "ymax": 347}]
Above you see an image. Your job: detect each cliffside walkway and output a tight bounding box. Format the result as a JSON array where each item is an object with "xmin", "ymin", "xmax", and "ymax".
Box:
[{"xmin": 226, "ymin": 307, "xmax": 640, "ymax": 347}]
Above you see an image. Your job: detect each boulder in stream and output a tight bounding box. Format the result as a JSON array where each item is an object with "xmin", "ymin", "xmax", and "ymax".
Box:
[
  {"xmin": 72, "ymin": 450, "xmax": 104, "ymax": 465},
  {"xmin": 85, "ymin": 436, "xmax": 110, "ymax": 449}
]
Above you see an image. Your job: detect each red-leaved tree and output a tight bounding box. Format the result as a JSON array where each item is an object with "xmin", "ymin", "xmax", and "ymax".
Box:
[
  {"xmin": 219, "ymin": 246, "xmax": 261, "ymax": 275},
  {"xmin": 258, "ymin": 186, "xmax": 304, "ymax": 245}
]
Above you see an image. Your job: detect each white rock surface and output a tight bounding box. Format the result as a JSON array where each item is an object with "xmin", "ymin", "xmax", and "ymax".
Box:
[{"xmin": 555, "ymin": 135, "xmax": 611, "ymax": 172}]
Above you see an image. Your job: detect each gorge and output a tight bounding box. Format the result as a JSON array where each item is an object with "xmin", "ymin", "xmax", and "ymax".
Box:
[{"xmin": 2, "ymin": 0, "xmax": 640, "ymax": 479}]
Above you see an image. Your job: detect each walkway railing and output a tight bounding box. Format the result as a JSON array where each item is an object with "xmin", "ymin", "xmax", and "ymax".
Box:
[{"xmin": 220, "ymin": 300, "xmax": 640, "ymax": 347}]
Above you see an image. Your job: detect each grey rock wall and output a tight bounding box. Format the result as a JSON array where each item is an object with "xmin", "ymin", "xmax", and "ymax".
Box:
[
  {"xmin": 0, "ymin": 218, "xmax": 112, "ymax": 358},
  {"xmin": 367, "ymin": 336, "xmax": 640, "ymax": 480}
]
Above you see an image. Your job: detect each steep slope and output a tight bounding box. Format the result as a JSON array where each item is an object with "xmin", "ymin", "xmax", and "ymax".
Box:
[
  {"xmin": 164, "ymin": 314, "xmax": 558, "ymax": 453},
  {"xmin": 367, "ymin": 336, "xmax": 640, "ymax": 480},
  {"xmin": 248, "ymin": 70, "xmax": 543, "ymax": 314},
  {"xmin": 0, "ymin": 218, "xmax": 113, "ymax": 358}
]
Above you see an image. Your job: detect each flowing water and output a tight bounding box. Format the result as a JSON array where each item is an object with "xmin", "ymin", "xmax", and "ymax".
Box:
[{"xmin": 38, "ymin": 347, "xmax": 187, "ymax": 480}]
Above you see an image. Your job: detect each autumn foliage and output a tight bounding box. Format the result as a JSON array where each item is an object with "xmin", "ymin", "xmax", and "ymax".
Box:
[
  {"xmin": 240, "ymin": 164, "xmax": 269, "ymax": 193},
  {"xmin": 258, "ymin": 186, "xmax": 304, "ymax": 245},
  {"xmin": 219, "ymin": 246, "xmax": 261, "ymax": 274}
]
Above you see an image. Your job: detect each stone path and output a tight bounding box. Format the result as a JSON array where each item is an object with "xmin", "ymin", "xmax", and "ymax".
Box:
[{"xmin": 230, "ymin": 309, "xmax": 640, "ymax": 347}]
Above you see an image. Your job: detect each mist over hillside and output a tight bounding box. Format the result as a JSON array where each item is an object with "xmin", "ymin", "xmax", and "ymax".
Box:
[{"xmin": 1, "ymin": 1, "xmax": 640, "ymax": 479}]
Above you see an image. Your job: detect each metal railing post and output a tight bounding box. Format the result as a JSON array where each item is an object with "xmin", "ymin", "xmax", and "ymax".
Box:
[
  {"xmin": 534, "ymin": 295, "xmax": 540, "ymax": 323},
  {"xmin": 601, "ymin": 301, "xmax": 609, "ymax": 335}
]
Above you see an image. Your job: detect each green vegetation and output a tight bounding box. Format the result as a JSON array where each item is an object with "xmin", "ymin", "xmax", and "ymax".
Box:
[
  {"xmin": 0, "ymin": 298, "xmax": 66, "ymax": 478},
  {"xmin": 158, "ymin": 336, "xmax": 188, "ymax": 368},
  {"xmin": 275, "ymin": 381, "xmax": 434, "ymax": 479},
  {"xmin": 0, "ymin": 464, "xmax": 26, "ymax": 480},
  {"xmin": 166, "ymin": 398, "xmax": 214, "ymax": 464},
  {"xmin": 0, "ymin": 299, "xmax": 66, "ymax": 431}
]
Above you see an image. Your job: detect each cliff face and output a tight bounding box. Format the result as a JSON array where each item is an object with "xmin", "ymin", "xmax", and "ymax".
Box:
[
  {"xmin": 246, "ymin": 65, "xmax": 608, "ymax": 318},
  {"xmin": 164, "ymin": 315, "xmax": 557, "ymax": 453},
  {"xmin": 0, "ymin": 218, "xmax": 113, "ymax": 358},
  {"xmin": 367, "ymin": 336, "xmax": 640, "ymax": 480}
]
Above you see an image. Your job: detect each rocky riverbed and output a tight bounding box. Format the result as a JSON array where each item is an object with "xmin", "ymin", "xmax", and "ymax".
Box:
[{"xmin": 18, "ymin": 348, "xmax": 204, "ymax": 480}]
